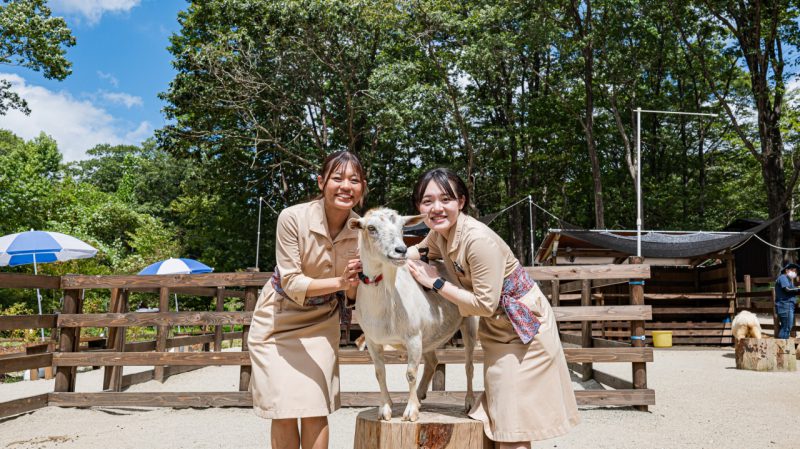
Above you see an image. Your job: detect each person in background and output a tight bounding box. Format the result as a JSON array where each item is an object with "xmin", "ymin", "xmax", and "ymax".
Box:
[
  {"xmin": 248, "ymin": 151, "xmax": 366, "ymax": 449},
  {"xmin": 406, "ymin": 167, "xmax": 579, "ymax": 449},
  {"xmin": 774, "ymin": 262, "xmax": 800, "ymax": 339}
]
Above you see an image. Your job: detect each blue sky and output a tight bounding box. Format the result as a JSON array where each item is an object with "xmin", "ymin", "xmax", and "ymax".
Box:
[{"xmin": 0, "ymin": 0, "xmax": 187, "ymax": 161}]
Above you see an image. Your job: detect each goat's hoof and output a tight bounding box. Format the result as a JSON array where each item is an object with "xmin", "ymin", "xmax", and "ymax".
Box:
[
  {"xmin": 402, "ymin": 404, "xmax": 419, "ymax": 422},
  {"xmin": 378, "ymin": 404, "xmax": 392, "ymax": 421},
  {"xmin": 416, "ymin": 389, "xmax": 427, "ymax": 401},
  {"xmin": 464, "ymin": 395, "xmax": 475, "ymax": 413}
]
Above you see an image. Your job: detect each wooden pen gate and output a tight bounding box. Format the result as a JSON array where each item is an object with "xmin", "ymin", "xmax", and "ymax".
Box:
[{"xmin": 1, "ymin": 263, "xmax": 653, "ymax": 419}]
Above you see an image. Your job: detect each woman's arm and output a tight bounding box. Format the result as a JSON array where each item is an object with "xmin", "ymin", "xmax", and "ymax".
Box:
[{"xmin": 407, "ymin": 237, "xmax": 504, "ymax": 317}]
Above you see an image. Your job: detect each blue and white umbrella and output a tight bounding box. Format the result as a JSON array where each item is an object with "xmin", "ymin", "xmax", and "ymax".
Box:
[
  {"xmin": 138, "ymin": 258, "xmax": 213, "ymax": 331},
  {"xmin": 0, "ymin": 230, "xmax": 98, "ymax": 339},
  {"xmin": 0, "ymin": 231, "xmax": 97, "ymax": 267},
  {"xmin": 138, "ymin": 258, "xmax": 213, "ymax": 276}
]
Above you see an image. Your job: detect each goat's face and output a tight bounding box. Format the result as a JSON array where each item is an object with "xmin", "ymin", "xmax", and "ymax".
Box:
[{"xmin": 349, "ymin": 208, "xmax": 425, "ymax": 266}]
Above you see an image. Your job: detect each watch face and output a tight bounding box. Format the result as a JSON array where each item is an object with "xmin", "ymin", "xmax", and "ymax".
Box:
[{"xmin": 433, "ymin": 278, "xmax": 445, "ymax": 290}]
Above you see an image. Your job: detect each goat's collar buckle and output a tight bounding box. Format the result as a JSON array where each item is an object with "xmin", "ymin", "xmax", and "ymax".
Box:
[{"xmin": 358, "ymin": 271, "xmax": 384, "ymax": 285}]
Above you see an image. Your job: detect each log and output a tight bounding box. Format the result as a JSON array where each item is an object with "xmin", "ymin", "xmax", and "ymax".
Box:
[
  {"xmin": 353, "ymin": 404, "xmax": 490, "ymax": 449},
  {"xmin": 735, "ymin": 338, "xmax": 797, "ymax": 372}
]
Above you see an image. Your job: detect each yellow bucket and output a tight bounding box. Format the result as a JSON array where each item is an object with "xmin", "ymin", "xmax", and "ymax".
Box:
[{"xmin": 651, "ymin": 331, "xmax": 672, "ymax": 348}]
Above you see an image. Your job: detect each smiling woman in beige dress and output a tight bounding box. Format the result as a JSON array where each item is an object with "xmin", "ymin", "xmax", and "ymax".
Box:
[
  {"xmin": 248, "ymin": 151, "xmax": 366, "ymax": 449},
  {"xmin": 407, "ymin": 168, "xmax": 580, "ymax": 449}
]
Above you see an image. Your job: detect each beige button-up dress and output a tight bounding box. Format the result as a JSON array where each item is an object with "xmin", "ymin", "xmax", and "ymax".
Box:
[
  {"xmin": 248, "ymin": 198, "xmax": 359, "ymax": 419},
  {"xmin": 410, "ymin": 213, "xmax": 580, "ymax": 442}
]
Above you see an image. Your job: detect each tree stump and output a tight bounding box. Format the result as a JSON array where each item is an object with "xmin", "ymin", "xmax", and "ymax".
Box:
[
  {"xmin": 354, "ymin": 403, "xmax": 491, "ymax": 449},
  {"xmin": 735, "ymin": 338, "xmax": 796, "ymax": 372}
]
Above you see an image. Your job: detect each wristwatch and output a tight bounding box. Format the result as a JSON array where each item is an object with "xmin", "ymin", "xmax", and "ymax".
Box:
[{"xmin": 431, "ymin": 278, "xmax": 446, "ymax": 292}]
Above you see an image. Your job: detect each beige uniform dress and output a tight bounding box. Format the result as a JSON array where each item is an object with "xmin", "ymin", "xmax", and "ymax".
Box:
[
  {"xmin": 410, "ymin": 213, "xmax": 580, "ymax": 442},
  {"xmin": 248, "ymin": 198, "xmax": 359, "ymax": 419}
]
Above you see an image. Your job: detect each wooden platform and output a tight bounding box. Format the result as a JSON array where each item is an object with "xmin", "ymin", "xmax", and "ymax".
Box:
[{"xmin": 354, "ymin": 403, "xmax": 490, "ymax": 449}]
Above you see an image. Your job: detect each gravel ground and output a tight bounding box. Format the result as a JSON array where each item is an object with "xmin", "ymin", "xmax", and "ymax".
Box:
[{"xmin": 1, "ymin": 347, "xmax": 799, "ymax": 449}]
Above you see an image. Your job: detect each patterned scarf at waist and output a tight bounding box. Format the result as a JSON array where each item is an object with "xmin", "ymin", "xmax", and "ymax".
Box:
[{"xmin": 500, "ymin": 265, "xmax": 542, "ymax": 344}]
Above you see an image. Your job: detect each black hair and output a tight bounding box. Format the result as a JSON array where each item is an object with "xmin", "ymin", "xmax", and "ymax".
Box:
[
  {"xmin": 316, "ymin": 151, "xmax": 368, "ymax": 206},
  {"xmin": 412, "ymin": 167, "xmax": 469, "ymax": 212}
]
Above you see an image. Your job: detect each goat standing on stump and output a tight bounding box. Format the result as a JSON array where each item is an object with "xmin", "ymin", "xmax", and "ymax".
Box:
[{"xmin": 349, "ymin": 208, "xmax": 478, "ymax": 422}]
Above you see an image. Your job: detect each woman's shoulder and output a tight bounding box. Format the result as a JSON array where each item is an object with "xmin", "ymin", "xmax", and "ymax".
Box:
[{"xmin": 279, "ymin": 199, "xmax": 317, "ymax": 219}]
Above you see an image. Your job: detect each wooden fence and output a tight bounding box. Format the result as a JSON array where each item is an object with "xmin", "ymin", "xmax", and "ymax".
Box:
[{"xmin": 0, "ymin": 263, "xmax": 653, "ymax": 419}]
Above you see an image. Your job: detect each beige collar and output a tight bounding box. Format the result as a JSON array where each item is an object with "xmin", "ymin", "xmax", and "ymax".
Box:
[{"xmin": 308, "ymin": 197, "xmax": 360, "ymax": 243}]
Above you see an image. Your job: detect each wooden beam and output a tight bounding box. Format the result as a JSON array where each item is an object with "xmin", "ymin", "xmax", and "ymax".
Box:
[
  {"xmin": 0, "ymin": 353, "xmax": 53, "ymax": 374},
  {"xmin": 527, "ymin": 264, "xmax": 650, "ymax": 281},
  {"xmin": 553, "ymin": 305, "xmax": 651, "ymax": 321},
  {"xmin": 0, "ymin": 273, "xmax": 61, "ymax": 289},
  {"xmin": 591, "ymin": 370, "xmax": 633, "ymax": 390},
  {"xmin": 580, "ymin": 279, "xmax": 593, "ymax": 381},
  {"xmin": 0, "ymin": 394, "xmax": 50, "ymax": 419},
  {"xmin": 127, "ymin": 286, "xmax": 246, "ymax": 298},
  {"xmin": 0, "ymin": 314, "xmax": 57, "ymax": 331},
  {"xmin": 239, "ymin": 286, "xmax": 258, "ymax": 391},
  {"xmin": 154, "ymin": 287, "xmax": 170, "ymax": 383},
  {"xmin": 52, "ymin": 347, "xmax": 651, "ymax": 367},
  {"xmin": 57, "ymin": 311, "xmax": 253, "ymax": 327},
  {"xmin": 48, "ymin": 389, "xmax": 655, "ymax": 408},
  {"xmin": 60, "ymin": 272, "xmax": 271, "ymax": 289},
  {"xmin": 54, "ymin": 352, "xmax": 252, "ymax": 366},
  {"xmin": 214, "ymin": 287, "xmax": 225, "ymax": 352},
  {"xmin": 629, "ymin": 256, "xmax": 648, "ymax": 412},
  {"xmin": 54, "ymin": 289, "xmax": 80, "ymax": 393}
]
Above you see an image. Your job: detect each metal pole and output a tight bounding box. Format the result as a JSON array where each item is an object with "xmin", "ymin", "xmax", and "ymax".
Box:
[
  {"xmin": 255, "ymin": 196, "xmax": 263, "ymax": 269},
  {"xmin": 636, "ymin": 107, "xmax": 642, "ymax": 258},
  {"xmin": 33, "ymin": 253, "xmax": 44, "ymax": 340},
  {"xmin": 528, "ymin": 195, "xmax": 535, "ymax": 266}
]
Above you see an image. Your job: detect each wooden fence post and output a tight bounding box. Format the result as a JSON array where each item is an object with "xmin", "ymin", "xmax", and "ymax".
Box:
[
  {"xmin": 240, "ymin": 286, "xmax": 258, "ymax": 391},
  {"xmin": 551, "ymin": 279, "xmax": 560, "ymax": 332},
  {"xmin": 54, "ymin": 289, "xmax": 81, "ymax": 392},
  {"xmin": 103, "ymin": 288, "xmax": 121, "ymax": 390},
  {"xmin": 580, "ymin": 279, "xmax": 593, "ymax": 381},
  {"xmin": 154, "ymin": 287, "xmax": 170, "ymax": 383},
  {"xmin": 214, "ymin": 287, "xmax": 225, "ymax": 352},
  {"xmin": 629, "ymin": 256, "xmax": 648, "ymax": 412},
  {"xmin": 743, "ymin": 274, "xmax": 751, "ymax": 309},
  {"xmin": 103, "ymin": 289, "xmax": 128, "ymax": 391}
]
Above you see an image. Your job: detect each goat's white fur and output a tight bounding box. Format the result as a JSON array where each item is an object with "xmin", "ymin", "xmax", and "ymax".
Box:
[
  {"xmin": 349, "ymin": 208, "xmax": 478, "ymax": 422},
  {"xmin": 732, "ymin": 310, "xmax": 763, "ymax": 342}
]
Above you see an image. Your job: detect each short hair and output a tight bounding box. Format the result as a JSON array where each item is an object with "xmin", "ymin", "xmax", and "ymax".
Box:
[{"xmin": 412, "ymin": 167, "xmax": 469, "ymax": 212}]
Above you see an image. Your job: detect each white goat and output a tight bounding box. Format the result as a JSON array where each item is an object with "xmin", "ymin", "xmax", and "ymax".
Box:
[
  {"xmin": 732, "ymin": 310, "xmax": 763, "ymax": 343},
  {"xmin": 348, "ymin": 208, "xmax": 478, "ymax": 422}
]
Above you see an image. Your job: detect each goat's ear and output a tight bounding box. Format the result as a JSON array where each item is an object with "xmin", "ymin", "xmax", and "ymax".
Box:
[
  {"xmin": 403, "ymin": 214, "xmax": 426, "ymax": 227},
  {"xmin": 348, "ymin": 217, "xmax": 364, "ymax": 230}
]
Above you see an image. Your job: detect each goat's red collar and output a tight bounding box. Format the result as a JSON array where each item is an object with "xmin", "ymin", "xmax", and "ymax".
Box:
[{"xmin": 358, "ymin": 272, "xmax": 384, "ymax": 285}]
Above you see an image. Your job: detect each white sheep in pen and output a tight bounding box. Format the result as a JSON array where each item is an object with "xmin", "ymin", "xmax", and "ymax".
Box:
[
  {"xmin": 348, "ymin": 208, "xmax": 478, "ymax": 422},
  {"xmin": 731, "ymin": 310, "xmax": 763, "ymax": 343}
]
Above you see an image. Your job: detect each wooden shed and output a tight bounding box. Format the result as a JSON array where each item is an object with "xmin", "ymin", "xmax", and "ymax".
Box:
[{"xmin": 535, "ymin": 222, "xmax": 770, "ymax": 345}]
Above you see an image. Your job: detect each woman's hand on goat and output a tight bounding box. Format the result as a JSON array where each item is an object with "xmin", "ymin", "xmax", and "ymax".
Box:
[
  {"xmin": 342, "ymin": 258, "xmax": 362, "ymax": 287},
  {"xmin": 407, "ymin": 259, "xmax": 438, "ymax": 289}
]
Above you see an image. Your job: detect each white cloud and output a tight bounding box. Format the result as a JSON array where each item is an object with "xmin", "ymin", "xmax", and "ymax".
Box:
[
  {"xmin": 101, "ymin": 91, "xmax": 143, "ymax": 108},
  {"xmin": 0, "ymin": 73, "xmax": 152, "ymax": 161},
  {"xmin": 50, "ymin": 0, "xmax": 141, "ymax": 25},
  {"xmin": 97, "ymin": 71, "xmax": 119, "ymax": 87}
]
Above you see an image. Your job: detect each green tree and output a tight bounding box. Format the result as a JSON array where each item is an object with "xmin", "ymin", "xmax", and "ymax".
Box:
[{"xmin": 0, "ymin": 0, "xmax": 75, "ymax": 114}]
